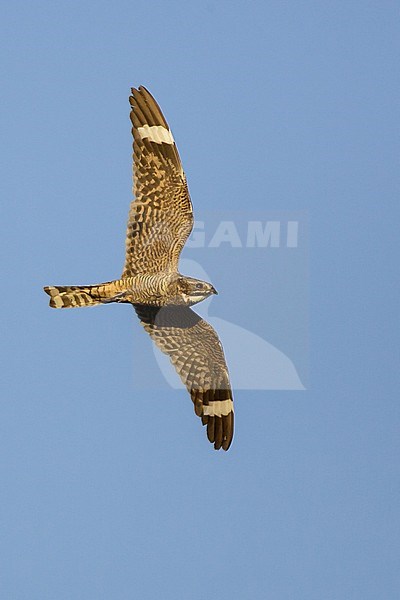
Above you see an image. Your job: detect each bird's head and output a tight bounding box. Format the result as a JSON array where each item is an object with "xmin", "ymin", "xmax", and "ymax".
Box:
[{"xmin": 178, "ymin": 276, "xmax": 218, "ymax": 306}]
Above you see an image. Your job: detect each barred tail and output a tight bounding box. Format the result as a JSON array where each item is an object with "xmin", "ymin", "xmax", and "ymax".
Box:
[{"xmin": 43, "ymin": 281, "xmax": 121, "ymax": 309}]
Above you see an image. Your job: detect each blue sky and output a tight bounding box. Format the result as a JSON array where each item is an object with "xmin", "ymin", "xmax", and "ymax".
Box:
[{"xmin": 1, "ymin": 1, "xmax": 399, "ymax": 598}]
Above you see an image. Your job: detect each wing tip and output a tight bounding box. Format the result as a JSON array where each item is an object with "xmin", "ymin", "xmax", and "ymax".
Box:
[
  {"xmin": 130, "ymin": 85, "xmax": 154, "ymax": 103},
  {"xmin": 203, "ymin": 411, "xmax": 234, "ymax": 451}
]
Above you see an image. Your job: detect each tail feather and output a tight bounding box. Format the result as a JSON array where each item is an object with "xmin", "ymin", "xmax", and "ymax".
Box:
[{"xmin": 43, "ymin": 282, "xmax": 119, "ymax": 309}]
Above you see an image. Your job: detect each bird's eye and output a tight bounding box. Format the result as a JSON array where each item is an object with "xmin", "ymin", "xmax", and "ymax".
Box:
[{"xmin": 195, "ymin": 283, "xmax": 203, "ymax": 289}]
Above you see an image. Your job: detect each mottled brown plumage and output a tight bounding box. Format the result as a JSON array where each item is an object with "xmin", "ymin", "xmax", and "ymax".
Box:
[
  {"xmin": 134, "ymin": 305, "xmax": 234, "ymax": 451},
  {"xmin": 44, "ymin": 86, "xmax": 234, "ymax": 450},
  {"xmin": 124, "ymin": 87, "xmax": 193, "ymax": 277}
]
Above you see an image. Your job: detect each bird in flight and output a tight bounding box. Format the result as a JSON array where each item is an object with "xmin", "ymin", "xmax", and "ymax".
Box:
[{"xmin": 44, "ymin": 86, "xmax": 234, "ymax": 450}]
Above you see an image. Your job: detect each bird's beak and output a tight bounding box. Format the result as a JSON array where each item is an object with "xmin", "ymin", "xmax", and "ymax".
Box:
[{"xmin": 211, "ymin": 286, "xmax": 218, "ymax": 295}]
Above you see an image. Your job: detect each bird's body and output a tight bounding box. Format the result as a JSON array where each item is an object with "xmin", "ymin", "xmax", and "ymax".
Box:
[
  {"xmin": 45, "ymin": 272, "xmax": 216, "ymax": 308},
  {"xmin": 44, "ymin": 86, "xmax": 234, "ymax": 450}
]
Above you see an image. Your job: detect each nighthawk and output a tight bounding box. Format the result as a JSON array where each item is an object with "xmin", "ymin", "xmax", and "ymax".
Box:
[{"xmin": 44, "ymin": 87, "xmax": 234, "ymax": 450}]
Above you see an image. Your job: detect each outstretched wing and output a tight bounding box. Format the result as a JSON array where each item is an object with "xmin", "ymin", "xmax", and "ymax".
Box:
[
  {"xmin": 134, "ymin": 305, "xmax": 234, "ymax": 451},
  {"xmin": 123, "ymin": 87, "xmax": 194, "ymax": 277}
]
